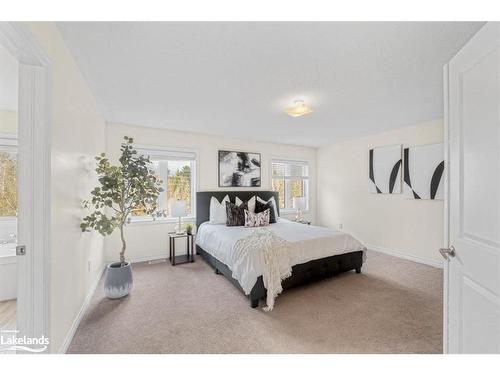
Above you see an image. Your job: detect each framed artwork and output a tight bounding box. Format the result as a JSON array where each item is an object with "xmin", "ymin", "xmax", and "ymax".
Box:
[
  {"xmin": 404, "ymin": 143, "xmax": 444, "ymax": 200},
  {"xmin": 369, "ymin": 145, "xmax": 402, "ymax": 194},
  {"xmin": 218, "ymin": 150, "xmax": 261, "ymax": 187}
]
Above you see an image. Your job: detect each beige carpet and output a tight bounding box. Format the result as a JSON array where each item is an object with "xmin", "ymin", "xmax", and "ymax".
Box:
[{"xmin": 68, "ymin": 251, "xmax": 442, "ymax": 354}]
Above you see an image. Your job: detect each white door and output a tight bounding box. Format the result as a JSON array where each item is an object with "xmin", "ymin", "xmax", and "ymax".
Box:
[{"xmin": 446, "ymin": 22, "xmax": 500, "ymax": 354}]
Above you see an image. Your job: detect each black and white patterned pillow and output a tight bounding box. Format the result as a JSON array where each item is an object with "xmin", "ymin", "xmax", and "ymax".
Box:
[
  {"xmin": 255, "ymin": 200, "xmax": 277, "ymax": 223},
  {"xmin": 225, "ymin": 201, "xmax": 248, "ymax": 226},
  {"xmin": 244, "ymin": 208, "xmax": 270, "ymax": 227}
]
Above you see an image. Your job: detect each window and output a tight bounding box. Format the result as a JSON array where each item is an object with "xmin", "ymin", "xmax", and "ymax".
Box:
[
  {"xmin": 0, "ymin": 137, "xmax": 17, "ymax": 218},
  {"xmin": 131, "ymin": 147, "xmax": 196, "ymax": 221},
  {"xmin": 271, "ymin": 160, "xmax": 309, "ymax": 211}
]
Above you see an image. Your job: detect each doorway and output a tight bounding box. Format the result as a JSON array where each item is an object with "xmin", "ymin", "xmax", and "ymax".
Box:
[
  {"xmin": 0, "ymin": 22, "xmax": 51, "ymax": 353},
  {"xmin": 0, "ymin": 42, "xmax": 19, "ymax": 348}
]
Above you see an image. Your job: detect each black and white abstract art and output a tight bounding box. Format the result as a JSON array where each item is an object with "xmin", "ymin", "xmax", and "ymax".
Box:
[
  {"xmin": 403, "ymin": 143, "xmax": 444, "ymax": 200},
  {"xmin": 218, "ymin": 150, "xmax": 261, "ymax": 187},
  {"xmin": 368, "ymin": 145, "xmax": 402, "ymax": 194}
]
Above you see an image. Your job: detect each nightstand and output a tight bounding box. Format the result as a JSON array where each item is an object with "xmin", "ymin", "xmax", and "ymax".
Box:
[{"xmin": 168, "ymin": 232, "xmax": 195, "ymax": 266}]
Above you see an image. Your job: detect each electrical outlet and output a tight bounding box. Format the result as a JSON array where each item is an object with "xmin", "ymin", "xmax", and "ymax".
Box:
[{"xmin": 338, "ymin": 223, "xmax": 343, "ymax": 231}]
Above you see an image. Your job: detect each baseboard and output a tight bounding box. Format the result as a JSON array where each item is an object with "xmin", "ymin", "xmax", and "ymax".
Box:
[
  {"xmin": 367, "ymin": 244, "xmax": 443, "ymax": 269},
  {"xmin": 58, "ymin": 265, "xmax": 106, "ymax": 354}
]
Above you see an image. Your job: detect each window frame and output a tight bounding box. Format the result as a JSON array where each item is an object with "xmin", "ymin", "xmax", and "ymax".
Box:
[
  {"xmin": 0, "ymin": 133, "xmax": 18, "ymax": 223},
  {"xmin": 271, "ymin": 158, "xmax": 310, "ymax": 214},
  {"xmin": 129, "ymin": 144, "xmax": 198, "ymax": 225}
]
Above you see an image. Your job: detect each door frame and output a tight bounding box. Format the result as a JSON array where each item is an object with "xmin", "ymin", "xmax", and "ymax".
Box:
[
  {"xmin": 442, "ymin": 63, "xmax": 450, "ymax": 354},
  {"xmin": 0, "ymin": 22, "xmax": 51, "ymax": 351}
]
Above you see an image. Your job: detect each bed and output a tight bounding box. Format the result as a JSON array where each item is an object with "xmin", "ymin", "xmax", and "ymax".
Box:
[{"xmin": 195, "ymin": 191, "xmax": 366, "ymax": 308}]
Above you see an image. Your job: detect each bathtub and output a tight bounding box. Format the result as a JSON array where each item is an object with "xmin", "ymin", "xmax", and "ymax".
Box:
[{"xmin": 0, "ymin": 243, "xmax": 17, "ymax": 302}]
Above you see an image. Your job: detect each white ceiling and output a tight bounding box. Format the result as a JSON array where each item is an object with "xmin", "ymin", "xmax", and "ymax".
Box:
[
  {"xmin": 57, "ymin": 22, "xmax": 483, "ymax": 147},
  {"xmin": 0, "ymin": 43, "xmax": 18, "ymax": 111}
]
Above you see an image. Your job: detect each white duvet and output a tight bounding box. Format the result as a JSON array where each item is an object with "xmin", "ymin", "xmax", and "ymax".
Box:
[{"xmin": 195, "ymin": 218, "xmax": 367, "ymax": 294}]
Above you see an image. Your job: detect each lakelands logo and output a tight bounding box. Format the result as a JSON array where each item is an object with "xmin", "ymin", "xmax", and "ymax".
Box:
[{"xmin": 0, "ymin": 330, "xmax": 49, "ymax": 353}]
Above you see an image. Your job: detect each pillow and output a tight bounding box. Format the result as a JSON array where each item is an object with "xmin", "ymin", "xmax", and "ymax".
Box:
[
  {"xmin": 235, "ymin": 196, "xmax": 256, "ymax": 212},
  {"xmin": 244, "ymin": 209, "xmax": 270, "ymax": 227},
  {"xmin": 209, "ymin": 195, "xmax": 230, "ymax": 224},
  {"xmin": 226, "ymin": 201, "xmax": 248, "ymax": 226},
  {"xmin": 256, "ymin": 196, "xmax": 278, "ymax": 220},
  {"xmin": 255, "ymin": 199, "xmax": 277, "ymax": 224}
]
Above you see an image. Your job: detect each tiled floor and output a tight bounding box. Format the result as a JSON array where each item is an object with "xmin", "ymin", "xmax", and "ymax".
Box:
[
  {"xmin": 0, "ymin": 299, "xmax": 16, "ymax": 331},
  {"xmin": 0, "ymin": 299, "xmax": 17, "ymax": 353}
]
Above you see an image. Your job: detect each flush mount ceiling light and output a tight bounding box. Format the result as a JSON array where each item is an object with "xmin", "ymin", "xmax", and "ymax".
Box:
[{"xmin": 285, "ymin": 100, "xmax": 313, "ymax": 117}]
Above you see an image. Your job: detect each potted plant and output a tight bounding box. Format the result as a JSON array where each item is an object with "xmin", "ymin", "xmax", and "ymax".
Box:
[
  {"xmin": 81, "ymin": 136, "xmax": 163, "ymax": 299},
  {"xmin": 185, "ymin": 223, "xmax": 193, "ymax": 235}
]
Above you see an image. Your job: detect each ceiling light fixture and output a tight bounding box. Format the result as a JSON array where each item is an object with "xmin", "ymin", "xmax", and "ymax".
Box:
[{"xmin": 285, "ymin": 100, "xmax": 313, "ymax": 117}]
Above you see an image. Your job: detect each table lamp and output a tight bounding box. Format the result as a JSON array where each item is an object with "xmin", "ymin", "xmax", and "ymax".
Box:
[
  {"xmin": 292, "ymin": 196, "xmax": 306, "ymax": 222},
  {"xmin": 170, "ymin": 199, "xmax": 187, "ymax": 234}
]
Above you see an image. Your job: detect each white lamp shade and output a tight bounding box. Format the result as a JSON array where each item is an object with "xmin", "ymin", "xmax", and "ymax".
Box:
[
  {"xmin": 293, "ymin": 197, "xmax": 307, "ymax": 210},
  {"xmin": 170, "ymin": 199, "xmax": 187, "ymax": 217}
]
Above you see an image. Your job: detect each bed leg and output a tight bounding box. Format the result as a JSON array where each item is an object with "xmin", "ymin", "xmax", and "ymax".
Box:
[
  {"xmin": 215, "ymin": 268, "xmax": 221, "ymax": 275},
  {"xmin": 250, "ymin": 298, "xmax": 259, "ymax": 308},
  {"xmin": 355, "ymin": 267, "xmax": 361, "ymax": 274}
]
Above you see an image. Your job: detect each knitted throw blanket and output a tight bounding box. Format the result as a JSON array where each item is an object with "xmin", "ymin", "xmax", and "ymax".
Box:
[{"xmin": 231, "ymin": 228, "xmax": 292, "ymax": 311}]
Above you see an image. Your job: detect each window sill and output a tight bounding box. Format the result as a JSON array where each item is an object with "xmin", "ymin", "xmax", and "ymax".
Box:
[{"xmin": 128, "ymin": 216, "xmax": 196, "ymax": 226}]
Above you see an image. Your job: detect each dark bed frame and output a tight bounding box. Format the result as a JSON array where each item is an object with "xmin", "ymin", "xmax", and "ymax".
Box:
[{"xmin": 195, "ymin": 191, "xmax": 363, "ymax": 308}]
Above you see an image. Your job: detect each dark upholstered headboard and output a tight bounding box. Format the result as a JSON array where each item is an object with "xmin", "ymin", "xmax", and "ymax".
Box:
[{"xmin": 196, "ymin": 191, "xmax": 280, "ymax": 227}]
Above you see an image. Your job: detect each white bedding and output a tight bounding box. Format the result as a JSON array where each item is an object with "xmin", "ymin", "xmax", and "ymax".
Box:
[{"xmin": 195, "ymin": 218, "xmax": 367, "ymax": 294}]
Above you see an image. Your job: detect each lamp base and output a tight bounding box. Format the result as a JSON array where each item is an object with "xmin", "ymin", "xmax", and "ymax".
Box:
[
  {"xmin": 295, "ymin": 209, "xmax": 303, "ymax": 222},
  {"xmin": 175, "ymin": 217, "xmax": 185, "ymax": 235}
]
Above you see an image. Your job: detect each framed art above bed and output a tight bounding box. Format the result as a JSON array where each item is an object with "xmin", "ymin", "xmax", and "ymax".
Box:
[{"xmin": 218, "ymin": 150, "xmax": 261, "ymax": 187}]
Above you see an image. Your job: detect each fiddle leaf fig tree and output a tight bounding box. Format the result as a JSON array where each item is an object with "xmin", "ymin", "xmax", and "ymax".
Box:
[{"xmin": 81, "ymin": 136, "xmax": 163, "ymax": 265}]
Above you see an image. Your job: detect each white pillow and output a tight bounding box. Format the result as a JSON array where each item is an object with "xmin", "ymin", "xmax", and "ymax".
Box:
[
  {"xmin": 209, "ymin": 195, "xmax": 230, "ymax": 224},
  {"xmin": 256, "ymin": 196, "xmax": 279, "ymax": 219},
  {"xmin": 235, "ymin": 196, "xmax": 256, "ymax": 213}
]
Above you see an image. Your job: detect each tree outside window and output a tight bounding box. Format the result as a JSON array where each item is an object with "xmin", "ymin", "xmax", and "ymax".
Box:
[
  {"xmin": 167, "ymin": 162, "xmax": 192, "ymax": 215},
  {"xmin": 131, "ymin": 154, "xmax": 195, "ymax": 219},
  {"xmin": 0, "ymin": 151, "xmax": 17, "ymax": 217},
  {"xmin": 271, "ymin": 160, "xmax": 309, "ymax": 211}
]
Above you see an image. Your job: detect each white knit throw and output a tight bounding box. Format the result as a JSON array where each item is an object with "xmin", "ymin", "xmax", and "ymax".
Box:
[{"xmin": 232, "ymin": 228, "xmax": 292, "ymax": 311}]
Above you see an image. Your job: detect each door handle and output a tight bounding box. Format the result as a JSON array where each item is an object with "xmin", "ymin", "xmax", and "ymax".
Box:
[
  {"xmin": 16, "ymin": 245, "xmax": 26, "ymax": 256},
  {"xmin": 439, "ymin": 245, "xmax": 455, "ymax": 260}
]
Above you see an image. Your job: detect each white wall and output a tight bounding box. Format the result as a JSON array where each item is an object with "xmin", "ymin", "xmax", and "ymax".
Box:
[
  {"xmin": 0, "ymin": 43, "xmax": 18, "ymax": 134},
  {"xmin": 0, "ymin": 42, "xmax": 18, "ymax": 112},
  {"xmin": 28, "ymin": 22, "xmax": 107, "ymax": 353},
  {"xmin": 0, "ymin": 111, "xmax": 17, "ymax": 134},
  {"xmin": 317, "ymin": 120, "xmax": 444, "ymax": 266},
  {"xmin": 104, "ymin": 122, "xmax": 317, "ymax": 263}
]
